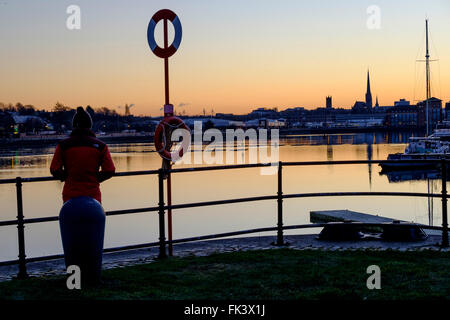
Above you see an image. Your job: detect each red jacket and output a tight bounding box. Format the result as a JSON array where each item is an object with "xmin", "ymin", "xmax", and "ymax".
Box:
[{"xmin": 50, "ymin": 128, "xmax": 115, "ymax": 203}]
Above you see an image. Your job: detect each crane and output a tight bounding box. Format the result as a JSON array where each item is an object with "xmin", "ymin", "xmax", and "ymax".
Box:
[
  {"xmin": 125, "ymin": 104, "xmax": 135, "ymax": 116},
  {"xmin": 117, "ymin": 104, "xmax": 135, "ymax": 116}
]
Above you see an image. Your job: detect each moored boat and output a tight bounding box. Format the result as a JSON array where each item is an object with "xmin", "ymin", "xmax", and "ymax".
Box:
[
  {"xmin": 380, "ymin": 127, "xmax": 450, "ymax": 172},
  {"xmin": 380, "ymin": 19, "xmax": 449, "ymax": 173}
]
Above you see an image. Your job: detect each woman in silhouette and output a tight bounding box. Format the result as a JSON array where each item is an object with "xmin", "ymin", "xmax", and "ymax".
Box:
[{"xmin": 50, "ymin": 107, "xmax": 115, "ymax": 203}]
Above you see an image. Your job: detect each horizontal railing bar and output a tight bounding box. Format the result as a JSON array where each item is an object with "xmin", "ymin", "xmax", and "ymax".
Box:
[
  {"xmin": 20, "ymin": 176, "xmax": 57, "ymax": 183},
  {"xmin": 0, "ymin": 170, "xmax": 160, "ymax": 185},
  {"xmin": 0, "ymin": 176, "xmax": 57, "ymax": 184},
  {"xmin": 19, "ymin": 206, "xmax": 162, "ymax": 225},
  {"xmin": 0, "ymin": 207, "xmax": 161, "ymax": 226},
  {"xmin": 113, "ymin": 170, "xmax": 160, "ymax": 177},
  {"xmin": 0, "ymin": 191, "xmax": 444, "ymax": 227},
  {"xmin": 0, "ymin": 222, "xmax": 446, "ymax": 266},
  {"xmin": 168, "ymin": 160, "xmax": 448, "ymax": 173},
  {"xmin": 105, "ymin": 206, "xmax": 160, "ymax": 216},
  {"xmin": 0, "ymin": 220, "xmax": 18, "ymax": 227},
  {"xmin": 167, "ymin": 163, "xmax": 275, "ymax": 173},
  {"xmin": 0, "ymin": 196, "xmax": 277, "ymax": 226},
  {"xmin": 283, "ymin": 191, "xmax": 443, "ymax": 199},
  {"xmin": 0, "ymin": 164, "xmax": 274, "ymax": 185},
  {"xmin": 1, "ymin": 159, "xmax": 448, "ymax": 185},
  {"xmin": 0, "ymin": 195, "xmax": 277, "ymax": 226},
  {"xmin": 283, "ymin": 159, "xmax": 447, "ymax": 166},
  {"xmin": 0, "ymin": 178, "xmax": 18, "ymax": 184},
  {"xmin": 23, "ymin": 216, "xmax": 59, "ymax": 224}
]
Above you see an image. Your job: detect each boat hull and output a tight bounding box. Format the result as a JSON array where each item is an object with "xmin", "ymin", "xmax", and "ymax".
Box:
[{"xmin": 379, "ymin": 153, "xmax": 450, "ymax": 172}]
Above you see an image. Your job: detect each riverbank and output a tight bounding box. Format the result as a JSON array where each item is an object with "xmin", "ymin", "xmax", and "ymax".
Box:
[
  {"xmin": 1, "ymin": 246, "xmax": 449, "ymax": 300},
  {"xmin": 0, "ymin": 127, "xmax": 422, "ymax": 150},
  {"xmin": 1, "ymin": 233, "xmax": 448, "ymax": 281}
]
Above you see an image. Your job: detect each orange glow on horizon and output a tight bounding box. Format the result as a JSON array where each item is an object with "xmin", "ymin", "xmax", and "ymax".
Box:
[{"xmin": 1, "ymin": 1, "xmax": 449, "ymax": 116}]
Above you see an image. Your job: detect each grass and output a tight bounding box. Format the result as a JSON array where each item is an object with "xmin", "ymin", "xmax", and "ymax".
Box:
[{"xmin": 0, "ymin": 248, "xmax": 449, "ymax": 300}]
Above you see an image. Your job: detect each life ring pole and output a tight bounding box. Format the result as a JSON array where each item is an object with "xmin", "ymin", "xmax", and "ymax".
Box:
[
  {"xmin": 163, "ymin": 17, "xmax": 173, "ymax": 256},
  {"xmin": 148, "ymin": 9, "xmax": 183, "ymax": 257},
  {"xmin": 163, "ymin": 18, "xmax": 170, "ymax": 105}
]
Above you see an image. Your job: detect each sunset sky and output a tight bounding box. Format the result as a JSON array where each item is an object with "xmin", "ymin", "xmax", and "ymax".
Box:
[{"xmin": 1, "ymin": 0, "xmax": 449, "ymax": 116}]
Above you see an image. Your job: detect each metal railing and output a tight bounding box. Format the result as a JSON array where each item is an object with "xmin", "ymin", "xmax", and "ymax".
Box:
[{"xmin": 0, "ymin": 159, "xmax": 448, "ymax": 279}]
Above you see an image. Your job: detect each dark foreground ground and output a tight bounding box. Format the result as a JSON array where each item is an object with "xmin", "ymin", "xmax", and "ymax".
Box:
[{"xmin": 0, "ymin": 248, "xmax": 449, "ymax": 300}]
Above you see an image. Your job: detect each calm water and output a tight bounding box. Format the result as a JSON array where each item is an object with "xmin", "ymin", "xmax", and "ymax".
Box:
[{"xmin": 0, "ymin": 132, "xmax": 443, "ymax": 261}]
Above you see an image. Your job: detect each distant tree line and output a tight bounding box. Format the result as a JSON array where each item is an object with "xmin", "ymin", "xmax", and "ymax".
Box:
[{"xmin": 0, "ymin": 102, "xmax": 155, "ymax": 137}]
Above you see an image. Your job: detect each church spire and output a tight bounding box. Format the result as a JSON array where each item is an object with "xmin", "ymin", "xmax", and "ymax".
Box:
[{"xmin": 365, "ymin": 69, "xmax": 373, "ymax": 109}]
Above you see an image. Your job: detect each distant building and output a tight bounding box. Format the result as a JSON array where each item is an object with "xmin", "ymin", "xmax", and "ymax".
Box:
[
  {"xmin": 250, "ymin": 118, "xmax": 286, "ymax": 128},
  {"xmin": 279, "ymin": 107, "xmax": 306, "ymax": 125},
  {"xmin": 248, "ymin": 107, "xmax": 278, "ymax": 119},
  {"xmin": 385, "ymin": 97, "xmax": 442, "ymax": 128},
  {"xmin": 386, "ymin": 97, "xmax": 443, "ymax": 129},
  {"xmin": 445, "ymin": 102, "xmax": 450, "ymax": 120},
  {"xmin": 335, "ymin": 113, "xmax": 385, "ymax": 126},
  {"xmin": 352, "ymin": 101, "xmax": 367, "ymax": 112},
  {"xmin": 385, "ymin": 105, "xmax": 418, "ymax": 127},
  {"xmin": 11, "ymin": 114, "xmax": 46, "ymax": 133},
  {"xmin": 0, "ymin": 112, "xmax": 14, "ymax": 137},
  {"xmin": 215, "ymin": 113, "xmax": 234, "ymax": 119},
  {"xmin": 183, "ymin": 117, "xmax": 233, "ymax": 128},
  {"xmin": 416, "ymin": 97, "xmax": 442, "ymax": 129},
  {"xmin": 394, "ymin": 99, "xmax": 410, "ymax": 107},
  {"xmin": 258, "ymin": 118, "xmax": 286, "ymax": 128},
  {"xmin": 326, "ymin": 96, "xmax": 332, "ymax": 110},
  {"xmin": 372, "ymin": 105, "xmax": 392, "ymax": 113}
]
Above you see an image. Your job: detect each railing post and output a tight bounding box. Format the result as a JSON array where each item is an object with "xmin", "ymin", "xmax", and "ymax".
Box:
[
  {"xmin": 158, "ymin": 169, "xmax": 168, "ymax": 258},
  {"xmin": 441, "ymin": 159, "xmax": 449, "ymax": 247},
  {"xmin": 274, "ymin": 161, "xmax": 287, "ymax": 246},
  {"xmin": 15, "ymin": 177, "xmax": 28, "ymax": 279}
]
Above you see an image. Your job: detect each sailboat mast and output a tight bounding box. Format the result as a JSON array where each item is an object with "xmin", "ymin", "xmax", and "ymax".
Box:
[{"xmin": 425, "ymin": 19, "xmax": 430, "ymax": 136}]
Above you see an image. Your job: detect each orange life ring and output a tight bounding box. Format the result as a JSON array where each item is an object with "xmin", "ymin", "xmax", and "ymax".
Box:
[{"xmin": 154, "ymin": 116, "xmax": 190, "ymax": 161}]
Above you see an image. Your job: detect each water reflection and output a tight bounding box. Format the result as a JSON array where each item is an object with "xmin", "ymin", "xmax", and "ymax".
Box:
[
  {"xmin": 380, "ymin": 170, "xmax": 441, "ymax": 183},
  {"xmin": 0, "ymin": 131, "xmax": 421, "ymax": 170},
  {"xmin": 0, "ymin": 154, "xmax": 52, "ymax": 171},
  {"xmin": 0, "ymin": 132, "xmax": 443, "ymax": 261},
  {"xmin": 326, "ymin": 144, "xmax": 333, "ymax": 161},
  {"xmin": 378, "ymin": 169, "xmax": 441, "ymax": 227},
  {"xmin": 283, "ymin": 131, "xmax": 421, "ymax": 145}
]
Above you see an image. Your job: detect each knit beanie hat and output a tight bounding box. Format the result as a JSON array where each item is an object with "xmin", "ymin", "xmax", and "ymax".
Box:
[{"xmin": 72, "ymin": 106, "xmax": 93, "ymax": 129}]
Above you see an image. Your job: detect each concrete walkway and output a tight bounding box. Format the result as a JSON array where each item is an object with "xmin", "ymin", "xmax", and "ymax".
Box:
[{"xmin": 0, "ymin": 233, "xmax": 448, "ymax": 282}]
